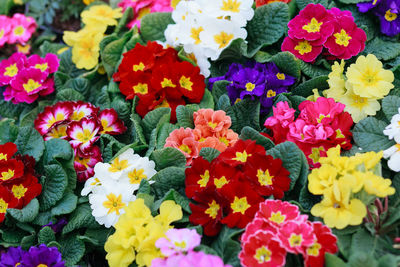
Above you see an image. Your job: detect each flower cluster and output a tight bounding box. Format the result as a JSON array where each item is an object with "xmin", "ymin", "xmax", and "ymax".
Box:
[
  {"xmin": 165, "ymin": 0, "xmax": 254, "ymax": 77},
  {"xmin": 34, "ymin": 101, "xmax": 126, "ymax": 181},
  {"xmin": 0, "ymin": 142, "xmax": 42, "ymax": 223},
  {"xmin": 105, "ymin": 198, "xmax": 183, "ymax": 267},
  {"xmin": 63, "ymin": 4, "xmax": 122, "ymax": 69},
  {"xmin": 0, "ymin": 244, "xmax": 65, "ymax": 267},
  {"xmin": 0, "ymin": 14, "xmax": 36, "ymax": 47},
  {"xmin": 186, "ymin": 139, "xmax": 291, "ymax": 236},
  {"xmin": 383, "ymin": 108, "xmax": 400, "ymax": 172},
  {"xmin": 358, "ymin": 0, "xmax": 400, "ymax": 36},
  {"xmin": 239, "ymin": 199, "xmax": 338, "ymax": 267},
  {"xmin": 81, "ymin": 149, "xmax": 157, "ymax": 227},
  {"xmin": 165, "ymin": 109, "xmax": 238, "ymax": 165},
  {"xmin": 324, "ymin": 54, "xmax": 394, "ymax": 122},
  {"xmin": 0, "ymin": 52, "xmax": 59, "ymax": 104},
  {"xmin": 114, "ymin": 41, "xmax": 205, "ymax": 121},
  {"xmin": 209, "ymin": 61, "xmax": 296, "ymax": 114},
  {"xmin": 118, "ymin": 0, "xmax": 174, "ymax": 28},
  {"xmin": 264, "ymin": 97, "xmax": 354, "ymax": 168},
  {"xmin": 282, "ymin": 4, "xmax": 367, "ymax": 62},
  {"xmin": 151, "ymin": 229, "xmax": 231, "ymax": 267},
  {"xmin": 309, "ymin": 146, "xmax": 395, "ymax": 229}
]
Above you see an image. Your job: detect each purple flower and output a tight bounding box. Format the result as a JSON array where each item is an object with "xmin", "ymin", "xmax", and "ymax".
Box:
[
  {"xmin": 42, "ymin": 218, "xmax": 68, "ymax": 233},
  {"xmin": 0, "ymin": 247, "xmax": 25, "ymax": 267},
  {"xmin": 357, "ymin": 0, "xmax": 382, "ymax": 13},
  {"xmin": 20, "ymin": 244, "xmax": 65, "ymax": 267},
  {"xmin": 265, "ymin": 63, "xmax": 296, "ymax": 88}
]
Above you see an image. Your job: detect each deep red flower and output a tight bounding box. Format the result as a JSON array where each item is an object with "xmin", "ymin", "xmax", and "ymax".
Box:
[
  {"xmin": 244, "ymin": 154, "xmax": 291, "ymax": 199},
  {"xmin": 151, "ymin": 64, "xmax": 183, "ymax": 101},
  {"xmin": 218, "ymin": 139, "xmax": 266, "ymax": 168},
  {"xmin": 303, "ymin": 222, "xmax": 338, "ymax": 267},
  {"xmin": 210, "ymin": 159, "xmax": 238, "ymax": 191},
  {"xmin": 173, "ymin": 61, "xmax": 205, "ymax": 103},
  {"xmin": 185, "ymin": 156, "xmax": 212, "ymax": 198},
  {"xmin": 0, "ymin": 159, "xmax": 25, "ymax": 184},
  {"xmin": 220, "ymin": 180, "xmax": 264, "ymax": 228},
  {"xmin": 119, "ymin": 72, "xmax": 154, "ymax": 100},
  {"xmin": 6, "ymin": 173, "xmax": 42, "ymax": 209},
  {"xmin": 0, "ymin": 142, "xmax": 17, "ymax": 162},
  {"xmin": 0, "ymin": 185, "xmax": 18, "ymax": 223},
  {"xmin": 15, "ymin": 154, "xmax": 37, "ymax": 177}
]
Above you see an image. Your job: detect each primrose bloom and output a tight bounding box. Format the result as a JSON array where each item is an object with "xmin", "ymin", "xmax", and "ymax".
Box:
[
  {"xmin": 155, "ymin": 229, "xmax": 201, "ymax": 257},
  {"xmin": 67, "ymin": 117, "xmax": 101, "ymax": 153},
  {"xmin": 8, "ymin": 13, "xmax": 37, "ymax": 45}
]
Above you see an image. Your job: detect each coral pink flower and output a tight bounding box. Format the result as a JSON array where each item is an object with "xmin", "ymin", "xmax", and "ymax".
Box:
[
  {"xmin": 69, "ymin": 101, "xmax": 99, "ymax": 122},
  {"xmin": 34, "ymin": 102, "xmax": 73, "ymax": 135},
  {"xmin": 98, "ymin": 109, "xmax": 127, "ymax": 135},
  {"xmin": 8, "ymin": 14, "xmax": 37, "ymax": 45},
  {"xmin": 0, "ymin": 52, "xmax": 27, "ymax": 86},
  {"xmin": 67, "ymin": 117, "xmax": 101, "ymax": 153},
  {"xmin": 193, "ymin": 109, "xmax": 232, "ymax": 136},
  {"xmin": 165, "ymin": 128, "xmax": 199, "ymax": 165},
  {"xmin": 277, "ymin": 221, "xmax": 315, "ymax": 254},
  {"xmin": 74, "ymin": 146, "xmax": 103, "ymax": 182},
  {"xmin": 281, "ymin": 37, "xmax": 323, "ymax": 63},
  {"xmin": 288, "ymin": 4, "xmax": 334, "ymax": 45},
  {"xmin": 0, "ymin": 15, "xmax": 11, "ymax": 47},
  {"xmin": 239, "ymin": 230, "xmax": 287, "ymax": 267},
  {"xmin": 27, "ymin": 54, "xmax": 59, "ymax": 75},
  {"xmin": 197, "ymin": 136, "xmax": 228, "ymax": 153},
  {"xmin": 155, "ymin": 229, "xmax": 201, "ymax": 257}
]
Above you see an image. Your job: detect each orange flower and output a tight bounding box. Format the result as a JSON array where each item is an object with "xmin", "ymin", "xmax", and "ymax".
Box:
[{"xmin": 193, "ymin": 109, "xmax": 232, "ymax": 136}]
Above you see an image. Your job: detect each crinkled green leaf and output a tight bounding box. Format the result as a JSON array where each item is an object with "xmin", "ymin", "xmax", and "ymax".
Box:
[
  {"xmin": 39, "ymin": 165, "xmax": 68, "ymax": 211},
  {"xmin": 152, "ymin": 167, "xmax": 186, "ymax": 198},
  {"xmin": 8, "ymin": 199, "xmax": 39, "ymax": 223},
  {"xmin": 51, "ymin": 192, "xmax": 78, "ymax": 216},
  {"xmin": 226, "ymin": 98, "xmax": 260, "ymax": 133},
  {"xmin": 62, "ymin": 204, "xmax": 99, "ymax": 235},
  {"xmin": 38, "ymin": 226, "xmax": 56, "ymax": 245},
  {"xmin": 59, "ymin": 235, "xmax": 85, "ymax": 266},
  {"xmin": 199, "ymin": 147, "xmax": 221, "ymax": 162},
  {"xmin": 240, "ymin": 126, "xmax": 275, "ymax": 150},
  {"xmin": 353, "ymin": 117, "xmax": 395, "ymax": 152},
  {"xmin": 292, "ymin": 75, "xmax": 329, "ymax": 97},
  {"xmin": 140, "ymin": 12, "xmax": 174, "ymax": 42},
  {"xmin": 15, "ymin": 127, "xmax": 44, "ymax": 161},
  {"xmin": 150, "ymin": 147, "xmax": 187, "ymax": 171}
]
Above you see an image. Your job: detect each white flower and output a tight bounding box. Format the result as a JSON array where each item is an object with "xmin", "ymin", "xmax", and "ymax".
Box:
[
  {"xmin": 94, "ymin": 149, "xmax": 140, "ymax": 181},
  {"xmin": 200, "ymin": 0, "xmax": 254, "ymax": 27},
  {"xmin": 383, "ymin": 109, "xmax": 400, "ymax": 143},
  {"xmin": 88, "ymin": 179, "xmax": 136, "ymax": 228},
  {"xmin": 119, "ymin": 156, "xmax": 157, "ymax": 190},
  {"xmin": 81, "ymin": 176, "xmax": 102, "ymax": 196},
  {"xmin": 383, "ymin": 144, "xmax": 400, "ymax": 172}
]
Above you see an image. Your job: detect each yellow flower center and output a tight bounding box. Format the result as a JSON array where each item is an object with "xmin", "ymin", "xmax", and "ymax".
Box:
[
  {"xmin": 23, "ymin": 79, "xmax": 42, "ymax": 93},
  {"xmin": 269, "ymin": 211, "xmax": 286, "ymax": 224},
  {"xmin": 161, "ymin": 78, "xmax": 176, "ymax": 88},
  {"xmin": 47, "ymin": 125, "xmax": 68, "ymax": 139},
  {"xmin": 12, "ymin": 184, "xmax": 28, "ymax": 199},
  {"xmin": 0, "ymin": 29, "xmax": 4, "ymax": 39},
  {"xmin": 214, "ymin": 176, "xmax": 229, "ymax": 189},
  {"xmin": 231, "ymin": 196, "xmax": 250, "ymax": 214},
  {"xmin": 190, "ymin": 27, "xmax": 204, "ymax": 44},
  {"xmin": 109, "ymin": 158, "xmax": 130, "ymax": 172},
  {"xmin": 205, "ymin": 200, "xmax": 220, "ymax": 219},
  {"xmin": 174, "ymin": 241, "xmax": 187, "ymax": 249},
  {"xmin": 309, "ymin": 146, "xmax": 325, "ymax": 164},
  {"xmin": 133, "ymin": 83, "xmax": 149, "ymax": 94},
  {"xmin": 15, "ymin": 263, "xmax": 21, "ymax": 267},
  {"xmin": 46, "ymin": 112, "xmax": 66, "ymax": 129},
  {"xmin": 256, "ymin": 169, "xmax": 273, "ymax": 186},
  {"xmin": 13, "ymin": 26, "xmax": 25, "ymax": 36},
  {"xmin": 4, "ymin": 64, "xmax": 18, "ymax": 77},
  {"xmin": 35, "ymin": 63, "xmax": 48, "ymax": 72},
  {"xmin": 37, "ymin": 265, "xmax": 48, "ymax": 267},
  {"xmin": 70, "ymin": 111, "xmax": 86, "ymax": 121},
  {"xmin": 232, "ymin": 151, "xmax": 251, "ymax": 163},
  {"xmin": 306, "ymin": 242, "xmax": 321, "ymax": 256},
  {"xmin": 385, "ymin": 9, "xmax": 397, "ymax": 21},
  {"xmin": 76, "ymin": 129, "xmax": 96, "ymax": 144},
  {"xmin": 75, "ymin": 156, "xmax": 90, "ymax": 168},
  {"xmin": 0, "ymin": 153, "xmax": 7, "ymax": 160},
  {"xmin": 351, "ymin": 94, "xmax": 369, "ymax": 108},
  {"xmin": 334, "ymin": 29, "xmax": 352, "ymax": 47},
  {"xmin": 179, "ymin": 144, "xmax": 192, "ymax": 154},
  {"xmin": 276, "ymin": 73, "xmax": 285, "ymax": 80},
  {"xmin": 317, "ymin": 114, "xmax": 330, "ymax": 123},
  {"xmin": 128, "ymin": 169, "xmax": 147, "ymax": 184},
  {"xmin": 137, "ymin": 7, "xmax": 151, "ymax": 20},
  {"xmin": 266, "ymin": 90, "xmax": 276, "ymax": 98},
  {"xmin": 90, "ymin": 177, "xmax": 101, "ymax": 186},
  {"xmin": 1, "ymin": 169, "xmax": 14, "ymax": 181},
  {"xmin": 214, "ymin": 31, "xmax": 234, "ymax": 49},
  {"xmin": 336, "ymin": 129, "xmax": 345, "ymax": 139},
  {"xmin": 302, "ymin": 18, "xmax": 323, "ymax": 33},
  {"xmin": 101, "ymin": 119, "xmax": 114, "ymax": 134},
  {"xmin": 103, "ymin": 193, "xmax": 125, "ymax": 215},
  {"xmin": 197, "ymin": 170, "xmax": 210, "ymax": 187},
  {"xmin": 245, "ymin": 82, "xmax": 256, "ymax": 92},
  {"xmin": 179, "ymin": 76, "xmax": 193, "ymax": 91},
  {"xmin": 254, "ymin": 246, "xmax": 272, "ymax": 263},
  {"xmin": 396, "ymin": 144, "xmax": 400, "ymax": 151},
  {"xmin": 289, "ymin": 234, "xmax": 303, "ymax": 247},
  {"xmin": 373, "ymin": 0, "xmax": 378, "ymax": 4},
  {"xmin": 0, "ymin": 198, "xmax": 8, "ymax": 213},
  {"xmin": 133, "ymin": 62, "xmax": 145, "ymax": 72},
  {"xmin": 219, "ymin": 137, "xmax": 229, "ymax": 146},
  {"xmin": 294, "ymin": 40, "xmax": 312, "ymax": 55},
  {"xmin": 235, "ymin": 98, "xmax": 241, "ymax": 104},
  {"xmin": 208, "ymin": 121, "xmax": 218, "ymax": 129},
  {"xmin": 221, "ymin": 0, "xmax": 241, "ymax": 12}
]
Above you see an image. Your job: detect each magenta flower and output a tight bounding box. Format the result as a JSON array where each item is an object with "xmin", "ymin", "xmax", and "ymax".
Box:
[
  {"xmin": 27, "ymin": 53, "xmax": 60, "ymax": 75},
  {"xmin": 0, "ymin": 15, "xmax": 11, "ymax": 47},
  {"xmin": 0, "ymin": 52, "xmax": 27, "ymax": 86},
  {"xmin": 8, "ymin": 13, "xmax": 37, "ymax": 45},
  {"xmin": 155, "ymin": 229, "xmax": 201, "ymax": 257},
  {"xmin": 67, "ymin": 117, "xmax": 101, "ymax": 153}
]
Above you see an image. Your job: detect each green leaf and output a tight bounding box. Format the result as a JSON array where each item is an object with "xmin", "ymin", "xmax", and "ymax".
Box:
[
  {"xmin": 211, "ymin": 226, "xmax": 243, "ymax": 267},
  {"xmin": 101, "ymin": 37, "xmax": 127, "ymax": 77},
  {"xmin": 115, "ymin": 7, "xmax": 133, "ymax": 34},
  {"xmin": 152, "ymin": 167, "xmax": 186, "ymax": 198},
  {"xmin": 142, "ymin": 107, "xmax": 171, "ymax": 139},
  {"xmin": 300, "ymin": 61, "xmax": 330, "ymax": 78},
  {"xmin": 140, "ymin": 12, "xmax": 174, "ymax": 42},
  {"xmin": 271, "ymin": 52, "xmax": 301, "ymax": 80},
  {"xmin": 8, "ymin": 199, "xmax": 39, "ymax": 223},
  {"xmin": 15, "ymin": 127, "xmax": 44, "ymax": 161},
  {"xmin": 378, "ymin": 254, "xmax": 398, "ymax": 267},
  {"xmin": 38, "ymin": 226, "xmax": 56, "ymax": 245},
  {"xmin": 131, "ymin": 112, "xmax": 147, "ymax": 146},
  {"xmin": 51, "ymin": 192, "xmax": 78, "ymax": 216},
  {"xmin": 337, "ymin": 0, "xmax": 369, "ymax": 3},
  {"xmin": 39, "ymin": 165, "xmax": 68, "ymax": 211},
  {"xmin": 150, "ymin": 147, "xmax": 187, "ymax": 171},
  {"xmin": 153, "ymin": 189, "xmax": 191, "ymax": 214},
  {"xmin": 199, "ymin": 147, "xmax": 221, "ymax": 162},
  {"xmin": 0, "ymin": 0, "xmax": 14, "ymax": 15},
  {"xmin": 199, "ymin": 90, "xmax": 215, "ymax": 109},
  {"xmin": 350, "ymin": 229, "xmax": 377, "ymax": 257},
  {"xmin": 246, "ymin": 2, "xmax": 289, "ymax": 56},
  {"xmin": 0, "ymin": 119, "xmax": 19, "ymax": 144},
  {"xmin": 211, "ymin": 80, "xmax": 230, "ymax": 103},
  {"xmin": 348, "ymin": 252, "xmax": 378, "ymax": 267},
  {"xmin": 56, "ymin": 88, "xmax": 85, "ymax": 101},
  {"xmin": 325, "ymin": 253, "xmax": 347, "ymax": 267},
  {"xmin": 62, "ymin": 204, "xmax": 99, "ymax": 235},
  {"xmin": 59, "ymin": 235, "xmax": 85, "ymax": 266},
  {"xmin": 156, "ymin": 123, "xmax": 179, "ymax": 149},
  {"xmin": 240, "ymin": 126, "xmax": 275, "ymax": 150},
  {"xmin": 292, "ymin": 75, "xmax": 329, "ymax": 97},
  {"xmin": 382, "ymin": 95, "xmax": 400, "ymax": 121},
  {"xmin": 364, "ymin": 37, "xmax": 400, "ymax": 61},
  {"xmin": 176, "ymin": 105, "xmax": 197, "ymax": 128},
  {"xmin": 352, "ymin": 117, "xmax": 395, "ymax": 152},
  {"xmin": 226, "ymin": 98, "xmax": 260, "ymax": 133}
]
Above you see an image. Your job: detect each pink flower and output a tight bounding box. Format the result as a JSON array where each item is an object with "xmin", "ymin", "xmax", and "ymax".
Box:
[
  {"xmin": 288, "ymin": 4, "xmax": 334, "ymax": 45},
  {"xmin": 193, "ymin": 109, "xmax": 232, "ymax": 136},
  {"xmin": 281, "ymin": 37, "xmax": 323, "ymax": 63},
  {"xmin": 0, "ymin": 15, "xmax": 11, "ymax": 47},
  {"xmin": 8, "ymin": 13, "xmax": 37, "ymax": 45},
  {"xmin": 155, "ymin": 229, "xmax": 201, "ymax": 257},
  {"xmin": 27, "ymin": 54, "xmax": 59, "ymax": 75},
  {"xmin": 151, "ymin": 251, "xmax": 231, "ymax": 267},
  {"xmin": 264, "ymin": 101, "xmax": 295, "ymax": 144},
  {"xmin": 69, "ymin": 101, "xmax": 99, "ymax": 122},
  {"xmin": 34, "ymin": 102, "xmax": 73, "ymax": 135},
  {"xmin": 165, "ymin": 128, "xmax": 199, "ymax": 165},
  {"xmin": 277, "ymin": 221, "xmax": 315, "ymax": 254},
  {"xmin": 98, "ymin": 109, "xmax": 127, "ymax": 135},
  {"xmin": 298, "ymin": 97, "xmax": 345, "ymax": 125},
  {"xmin": 239, "ymin": 230, "xmax": 287, "ymax": 267},
  {"xmin": 0, "ymin": 52, "xmax": 27, "ymax": 86},
  {"xmin": 67, "ymin": 117, "xmax": 101, "ymax": 153},
  {"xmin": 8, "ymin": 67, "xmax": 54, "ymax": 104},
  {"xmin": 74, "ymin": 146, "xmax": 103, "ymax": 182},
  {"xmin": 287, "ymin": 119, "xmax": 334, "ymax": 143},
  {"xmin": 241, "ymin": 217, "xmax": 277, "ymax": 244}
]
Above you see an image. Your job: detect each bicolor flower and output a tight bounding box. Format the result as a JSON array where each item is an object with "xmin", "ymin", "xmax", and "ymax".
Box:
[
  {"xmin": 98, "ymin": 108, "xmax": 127, "ymax": 135},
  {"xmin": 69, "ymin": 101, "xmax": 99, "ymax": 122},
  {"xmin": 67, "ymin": 117, "xmax": 101, "ymax": 153},
  {"xmin": 34, "ymin": 102, "xmax": 73, "ymax": 135},
  {"xmin": 74, "ymin": 146, "xmax": 103, "ymax": 182},
  {"xmin": 277, "ymin": 221, "xmax": 316, "ymax": 254}
]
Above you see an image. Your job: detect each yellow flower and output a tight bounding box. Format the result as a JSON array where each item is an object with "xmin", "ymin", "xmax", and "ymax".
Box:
[
  {"xmin": 308, "ymin": 164, "xmax": 338, "ymax": 195},
  {"xmin": 306, "ymin": 89, "xmax": 322, "ymax": 102},
  {"xmin": 324, "ymin": 60, "xmax": 346, "ymax": 100},
  {"xmin": 82, "ymin": 5, "xmax": 123, "ymax": 28},
  {"xmin": 311, "ymin": 186, "xmax": 366, "ymax": 229},
  {"xmin": 345, "ymin": 54, "xmax": 394, "ymax": 99},
  {"xmin": 353, "ymin": 151, "xmax": 383, "ymax": 172},
  {"xmin": 363, "ymin": 172, "xmax": 395, "ymax": 198},
  {"xmin": 155, "ymin": 200, "xmax": 184, "ymax": 227},
  {"xmin": 105, "ymin": 233, "xmax": 136, "ymax": 267},
  {"xmin": 171, "ymin": 0, "xmax": 182, "ymax": 8}
]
